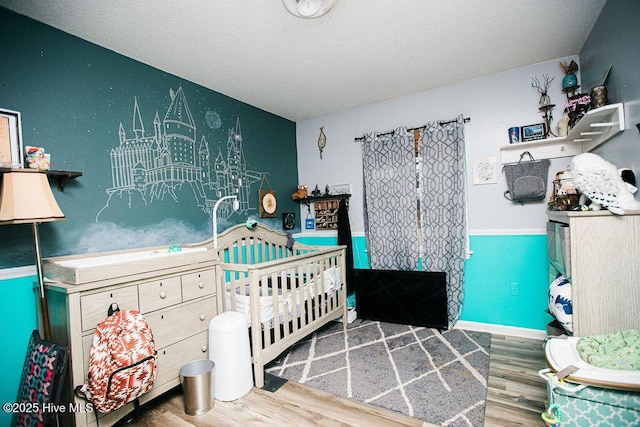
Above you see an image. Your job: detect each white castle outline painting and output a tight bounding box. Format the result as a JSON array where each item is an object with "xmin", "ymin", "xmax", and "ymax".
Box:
[{"xmin": 97, "ymin": 87, "xmax": 265, "ymax": 222}]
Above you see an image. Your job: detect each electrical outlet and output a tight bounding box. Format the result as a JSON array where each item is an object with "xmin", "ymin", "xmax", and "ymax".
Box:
[{"xmin": 510, "ymin": 282, "xmax": 520, "ymax": 296}]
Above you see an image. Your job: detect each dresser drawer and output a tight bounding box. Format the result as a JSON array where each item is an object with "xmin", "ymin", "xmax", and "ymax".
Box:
[
  {"xmin": 138, "ymin": 276, "xmax": 182, "ymax": 313},
  {"xmin": 145, "ymin": 297, "xmax": 217, "ymax": 349},
  {"xmin": 80, "ymin": 286, "xmax": 139, "ymax": 331},
  {"xmin": 155, "ymin": 331, "xmax": 209, "ymax": 387},
  {"xmin": 182, "ymin": 269, "xmax": 216, "ymax": 301}
]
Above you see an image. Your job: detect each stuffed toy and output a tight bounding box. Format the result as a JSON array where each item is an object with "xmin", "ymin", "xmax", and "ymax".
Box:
[
  {"xmin": 292, "ymin": 184, "xmax": 308, "ymax": 200},
  {"xmin": 570, "ymin": 153, "xmax": 640, "ymax": 214},
  {"xmin": 25, "ymin": 146, "xmax": 50, "ymax": 171}
]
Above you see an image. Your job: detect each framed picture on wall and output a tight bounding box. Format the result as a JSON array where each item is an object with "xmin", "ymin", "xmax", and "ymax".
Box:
[
  {"xmin": 0, "ymin": 108, "xmax": 23, "ymax": 168},
  {"xmin": 521, "ymin": 122, "xmax": 546, "ymax": 142},
  {"xmin": 329, "ymin": 183, "xmax": 352, "ymax": 195}
]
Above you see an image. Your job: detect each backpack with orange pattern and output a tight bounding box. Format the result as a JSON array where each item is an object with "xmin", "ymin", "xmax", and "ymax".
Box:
[{"xmin": 75, "ymin": 304, "xmax": 157, "ymax": 413}]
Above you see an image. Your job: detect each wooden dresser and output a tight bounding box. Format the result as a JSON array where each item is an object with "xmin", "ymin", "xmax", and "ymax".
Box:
[
  {"xmin": 547, "ymin": 210, "xmax": 640, "ymax": 336},
  {"xmin": 43, "ymin": 247, "xmax": 221, "ymax": 427}
]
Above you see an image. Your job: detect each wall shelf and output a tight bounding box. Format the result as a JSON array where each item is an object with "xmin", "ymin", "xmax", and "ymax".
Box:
[
  {"xmin": 500, "ymin": 103, "xmax": 625, "ymax": 164},
  {"xmin": 46, "ymin": 170, "xmax": 82, "ymax": 191},
  {"xmin": 294, "ymin": 194, "xmax": 350, "ymax": 231},
  {"xmin": 0, "ymin": 168, "xmax": 82, "ymax": 191},
  {"xmin": 294, "ymin": 193, "xmax": 351, "ymax": 205}
]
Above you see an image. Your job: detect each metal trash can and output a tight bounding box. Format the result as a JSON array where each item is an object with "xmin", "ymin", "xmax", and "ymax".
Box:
[
  {"xmin": 179, "ymin": 359, "xmax": 215, "ymax": 416},
  {"xmin": 209, "ymin": 311, "xmax": 253, "ymax": 401}
]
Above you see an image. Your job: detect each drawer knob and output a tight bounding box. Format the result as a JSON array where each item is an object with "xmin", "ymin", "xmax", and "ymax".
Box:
[
  {"xmin": 198, "ymin": 282, "xmax": 204, "ymax": 289},
  {"xmin": 201, "ymin": 345, "xmax": 207, "ymax": 353},
  {"xmin": 199, "ymin": 314, "xmax": 206, "ymax": 321},
  {"xmin": 160, "ymin": 291, "xmax": 167, "ymax": 299}
]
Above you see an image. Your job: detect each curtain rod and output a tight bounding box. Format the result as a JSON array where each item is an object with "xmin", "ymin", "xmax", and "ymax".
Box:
[
  {"xmin": 354, "ymin": 130, "xmax": 394, "ymax": 142},
  {"xmin": 438, "ymin": 116, "xmax": 471, "ymax": 126},
  {"xmin": 354, "ymin": 116, "xmax": 471, "ymax": 142}
]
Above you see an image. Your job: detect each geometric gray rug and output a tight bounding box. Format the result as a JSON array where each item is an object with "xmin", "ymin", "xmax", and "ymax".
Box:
[{"xmin": 266, "ymin": 320, "xmax": 491, "ymax": 426}]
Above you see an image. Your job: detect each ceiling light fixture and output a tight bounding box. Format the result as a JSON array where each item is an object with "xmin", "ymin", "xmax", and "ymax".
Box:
[{"xmin": 282, "ymin": 0, "xmax": 335, "ymax": 19}]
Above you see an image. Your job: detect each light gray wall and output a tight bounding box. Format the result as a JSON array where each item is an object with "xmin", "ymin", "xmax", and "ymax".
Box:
[{"xmin": 296, "ymin": 56, "xmax": 580, "ymax": 235}]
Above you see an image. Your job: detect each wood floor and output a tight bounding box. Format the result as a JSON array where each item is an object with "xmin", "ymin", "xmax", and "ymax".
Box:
[
  {"xmin": 484, "ymin": 335, "xmax": 548, "ymax": 426},
  {"xmin": 129, "ymin": 334, "xmax": 548, "ymax": 427}
]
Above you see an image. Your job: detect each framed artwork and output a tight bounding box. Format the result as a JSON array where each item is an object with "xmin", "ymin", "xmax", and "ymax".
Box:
[
  {"xmin": 329, "ymin": 183, "xmax": 351, "ymax": 195},
  {"xmin": 282, "ymin": 212, "xmax": 296, "ymax": 230},
  {"xmin": 521, "ymin": 123, "xmax": 547, "ymax": 142},
  {"xmin": 0, "ymin": 108, "xmax": 23, "ymax": 168},
  {"xmin": 472, "ymin": 156, "xmax": 498, "ymax": 185}
]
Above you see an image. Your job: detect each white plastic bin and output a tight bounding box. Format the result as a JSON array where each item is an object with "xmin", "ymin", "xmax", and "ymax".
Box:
[{"xmin": 208, "ymin": 311, "xmax": 253, "ymax": 401}]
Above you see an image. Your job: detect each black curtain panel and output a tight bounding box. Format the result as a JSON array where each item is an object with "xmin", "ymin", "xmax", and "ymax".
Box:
[{"xmin": 337, "ymin": 198, "xmax": 354, "ymax": 295}]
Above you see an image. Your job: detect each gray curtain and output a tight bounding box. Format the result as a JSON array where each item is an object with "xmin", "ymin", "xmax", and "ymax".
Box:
[
  {"xmin": 419, "ymin": 116, "xmax": 467, "ymax": 328},
  {"xmin": 361, "ymin": 127, "xmax": 419, "ymax": 270}
]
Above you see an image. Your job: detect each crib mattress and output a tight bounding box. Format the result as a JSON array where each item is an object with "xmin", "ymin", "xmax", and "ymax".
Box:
[
  {"xmin": 226, "ymin": 266, "xmax": 342, "ymax": 325},
  {"xmin": 545, "ymin": 335, "xmax": 640, "ymax": 391}
]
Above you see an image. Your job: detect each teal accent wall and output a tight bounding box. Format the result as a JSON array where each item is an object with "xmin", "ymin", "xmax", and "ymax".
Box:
[
  {"xmin": 297, "ymin": 235, "xmax": 369, "ymax": 268},
  {"xmin": 0, "ymin": 6, "xmax": 299, "ymax": 269},
  {"xmin": 461, "ymin": 235, "xmax": 552, "ymax": 330},
  {"xmin": 300, "ymin": 233, "xmax": 552, "ymax": 331},
  {"xmin": 0, "ymin": 275, "xmax": 38, "ymax": 426}
]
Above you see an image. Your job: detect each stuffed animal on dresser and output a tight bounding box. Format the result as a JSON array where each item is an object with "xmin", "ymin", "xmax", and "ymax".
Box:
[{"xmin": 570, "ymin": 153, "xmax": 640, "ymax": 214}]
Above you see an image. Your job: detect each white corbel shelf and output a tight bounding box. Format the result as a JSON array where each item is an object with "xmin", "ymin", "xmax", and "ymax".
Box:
[{"xmin": 500, "ymin": 103, "xmax": 625, "ymax": 164}]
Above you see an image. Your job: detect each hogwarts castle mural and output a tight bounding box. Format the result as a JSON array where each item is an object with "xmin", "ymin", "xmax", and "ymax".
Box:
[{"xmin": 97, "ymin": 87, "xmax": 266, "ymax": 223}]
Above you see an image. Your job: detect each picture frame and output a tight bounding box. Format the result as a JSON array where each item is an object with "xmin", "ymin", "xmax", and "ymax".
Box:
[
  {"xmin": 472, "ymin": 156, "xmax": 498, "ymax": 185},
  {"xmin": 0, "ymin": 108, "xmax": 23, "ymax": 168},
  {"xmin": 521, "ymin": 122, "xmax": 547, "ymax": 142},
  {"xmin": 329, "ymin": 183, "xmax": 352, "ymax": 195}
]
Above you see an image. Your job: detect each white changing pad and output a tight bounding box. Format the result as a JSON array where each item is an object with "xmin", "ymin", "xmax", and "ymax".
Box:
[{"xmin": 545, "ymin": 335, "xmax": 640, "ymax": 391}]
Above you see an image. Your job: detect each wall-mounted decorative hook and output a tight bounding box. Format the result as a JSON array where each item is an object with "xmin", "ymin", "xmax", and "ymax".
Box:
[{"xmin": 317, "ymin": 126, "xmax": 326, "ymax": 159}]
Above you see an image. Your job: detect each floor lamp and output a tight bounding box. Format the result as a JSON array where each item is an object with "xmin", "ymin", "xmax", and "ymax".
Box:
[{"xmin": 0, "ymin": 168, "xmax": 65, "ymax": 340}]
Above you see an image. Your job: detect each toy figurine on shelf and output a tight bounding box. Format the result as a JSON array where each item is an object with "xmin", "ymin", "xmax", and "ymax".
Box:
[
  {"xmin": 565, "ymin": 93, "xmax": 591, "ymax": 129},
  {"xmin": 291, "ymin": 184, "xmax": 308, "ymax": 200},
  {"xmin": 25, "ymin": 146, "xmax": 50, "ymax": 171},
  {"xmin": 560, "ymin": 60, "xmax": 580, "ymax": 99},
  {"xmin": 557, "ymin": 112, "xmax": 570, "ymax": 137},
  {"xmin": 560, "ymin": 60, "xmax": 591, "ymax": 130}
]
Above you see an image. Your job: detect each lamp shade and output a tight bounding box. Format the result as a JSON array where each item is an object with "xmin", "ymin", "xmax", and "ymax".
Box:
[{"xmin": 0, "ymin": 168, "xmax": 65, "ymax": 224}]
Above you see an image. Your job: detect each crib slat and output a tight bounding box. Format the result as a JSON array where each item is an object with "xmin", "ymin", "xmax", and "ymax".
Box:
[
  {"xmin": 282, "ymin": 268, "xmax": 292, "ymax": 340},
  {"xmin": 259, "ymin": 238, "xmax": 266, "ymax": 263},
  {"xmin": 252, "ymin": 237, "xmax": 258, "ymax": 264},
  {"xmin": 299, "ymin": 262, "xmax": 310, "ymax": 329},
  {"xmin": 290, "ymin": 266, "xmax": 300, "ymax": 335},
  {"xmin": 269, "ymin": 271, "xmax": 281, "ymax": 344},
  {"xmin": 326, "ymin": 256, "xmax": 335, "ymax": 311},
  {"xmin": 249, "ymin": 269, "xmax": 264, "ymax": 386}
]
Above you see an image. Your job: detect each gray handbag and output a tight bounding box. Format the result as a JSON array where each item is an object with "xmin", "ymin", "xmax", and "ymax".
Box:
[{"xmin": 503, "ymin": 151, "xmax": 550, "ymax": 202}]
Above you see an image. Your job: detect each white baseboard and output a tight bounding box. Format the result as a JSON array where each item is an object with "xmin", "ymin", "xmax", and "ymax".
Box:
[{"xmin": 454, "ymin": 320, "xmax": 547, "ymax": 340}]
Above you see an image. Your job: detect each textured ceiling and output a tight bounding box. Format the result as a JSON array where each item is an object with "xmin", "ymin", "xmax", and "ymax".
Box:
[{"xmin": 1, "ymin": 0, "xmax": 606, "ymax": 122}]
